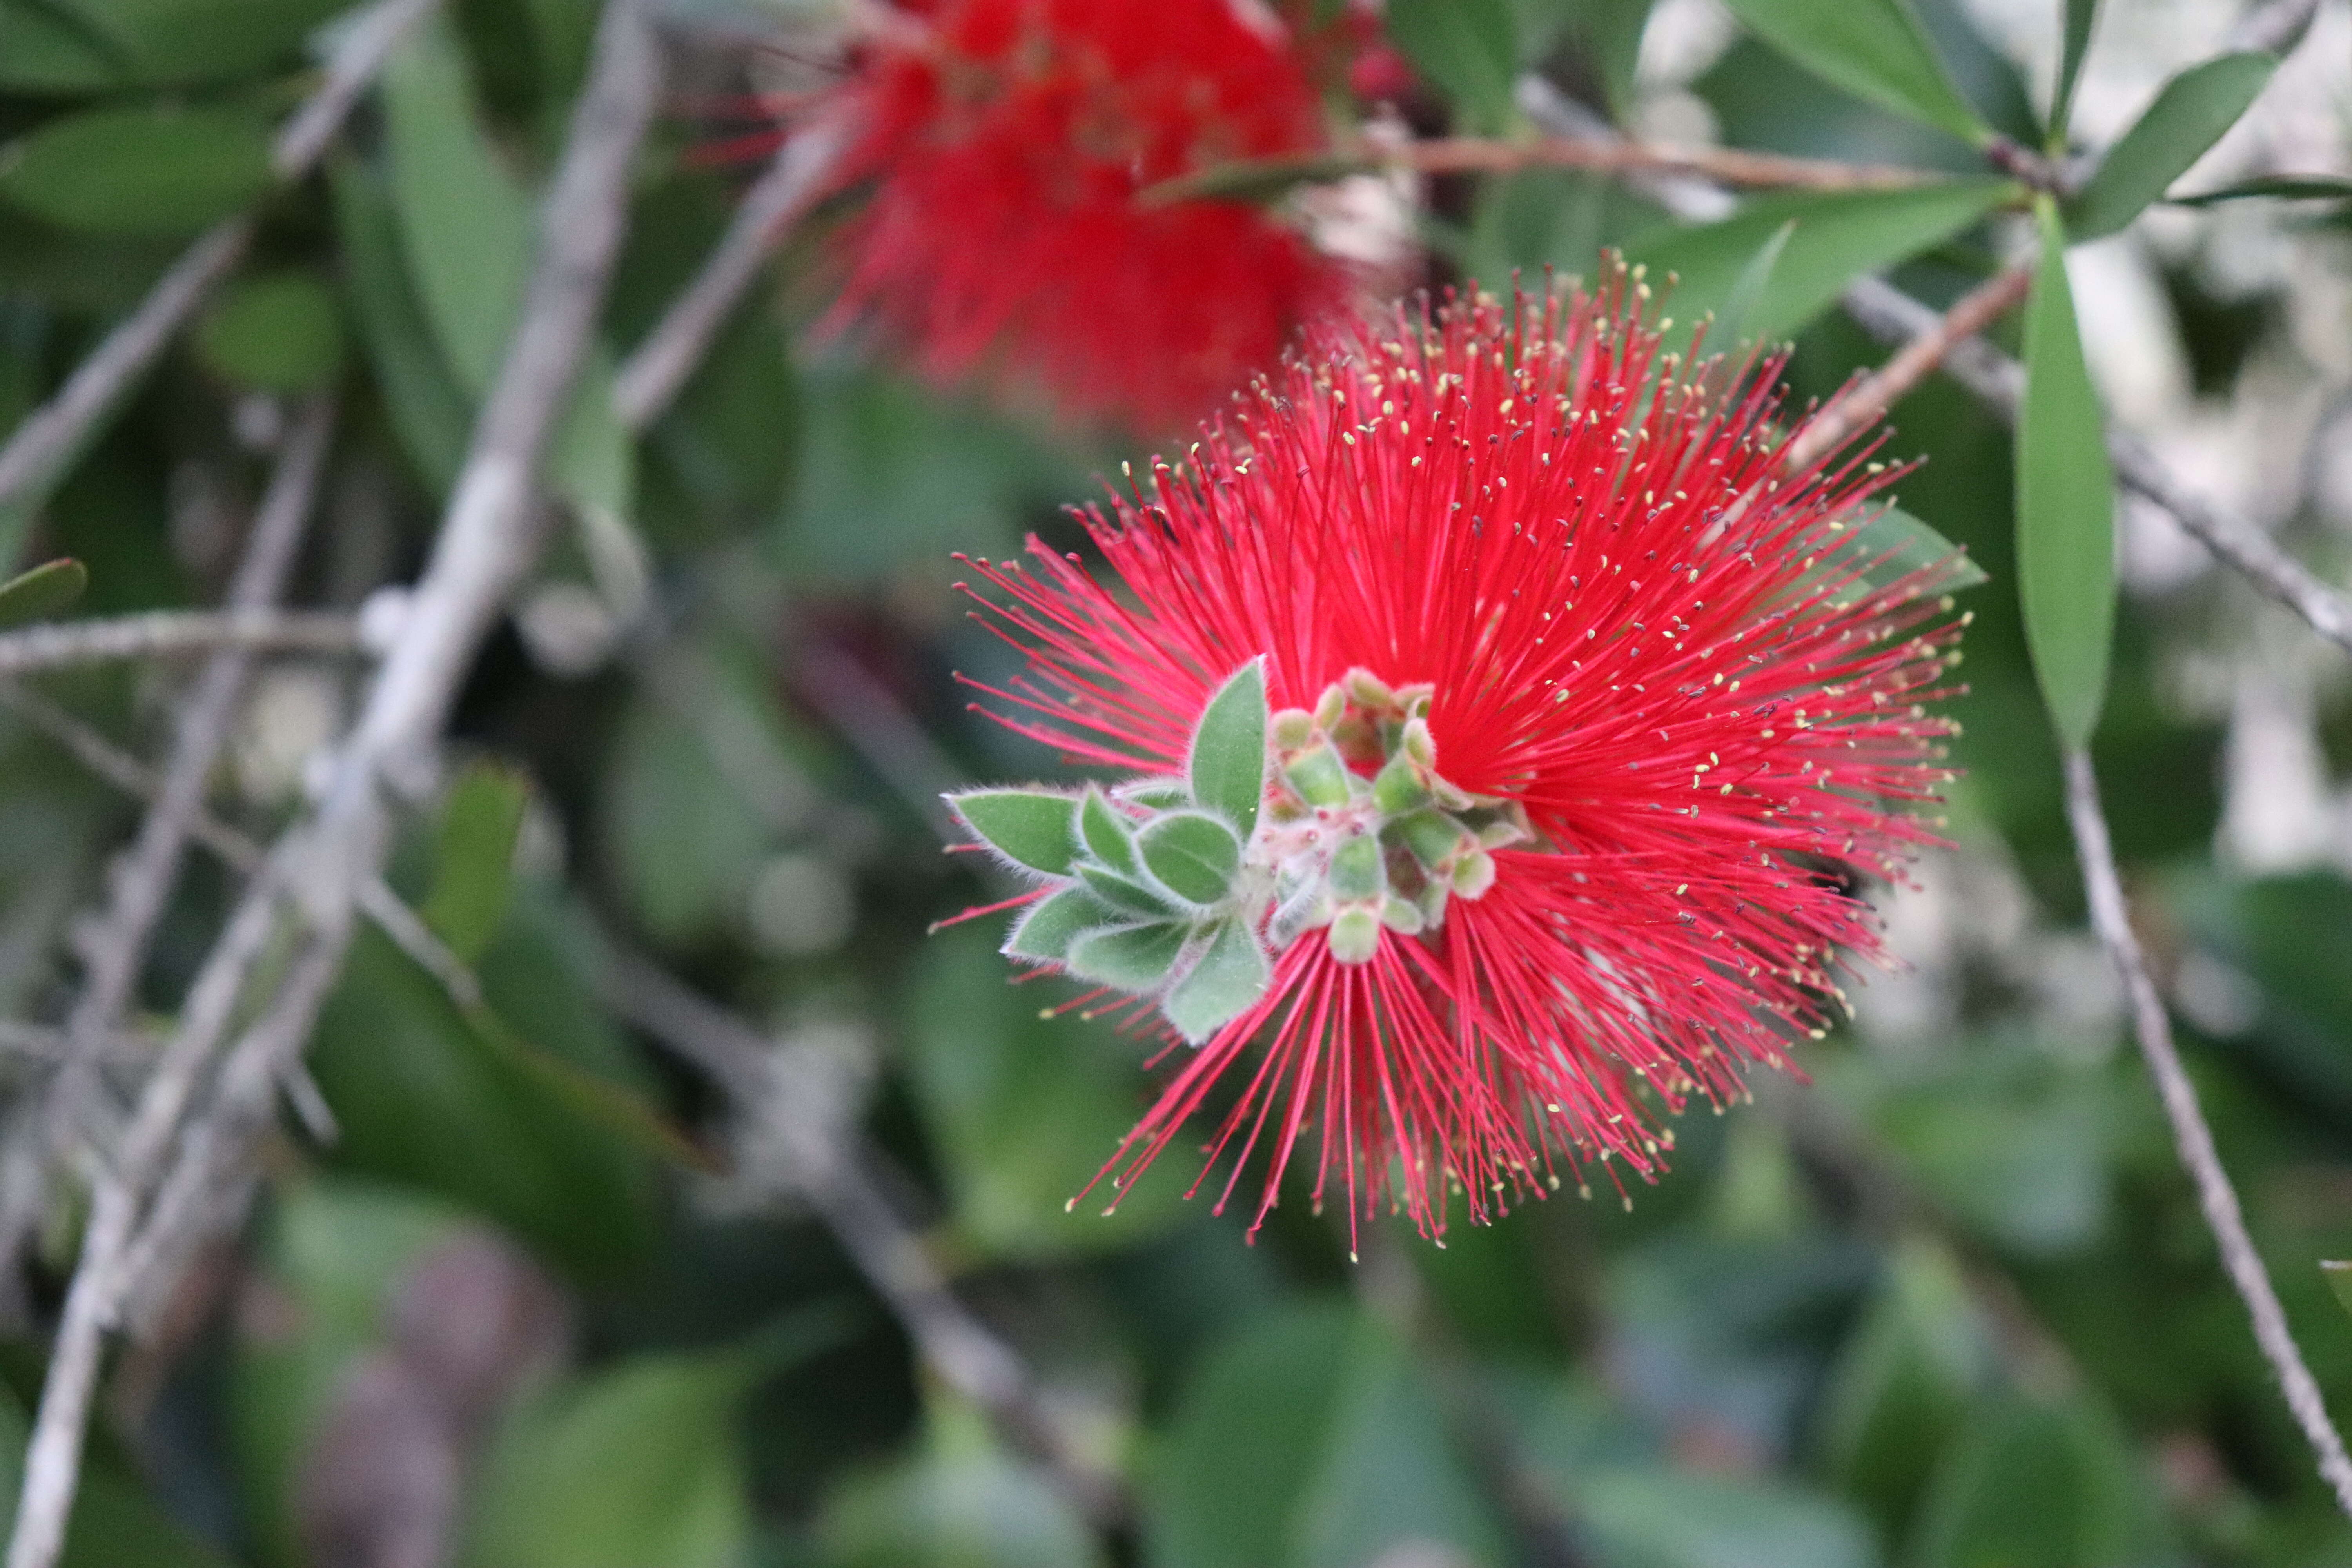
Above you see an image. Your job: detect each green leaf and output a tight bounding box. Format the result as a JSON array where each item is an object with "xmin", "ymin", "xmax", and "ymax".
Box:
[
  {"xmin": 952, "ymin": 789, "xmax": 1080, "ymax": 877},
  {"xmin": 1078, "ymin": 785, "xmax": 1140, "ymax": 875},
  {"xmin": 0, "ymin": 105, "xmax": 270, "ymax": 236},
  {"xmin": 424, "ymin": 762, "xmax": 532, "ymax": 964},
  {"xmin": 821, "ymin": 1397, "xmax": 1104, "ymax": 1568},
  {"xmin": 2323, "ymin": 1260, "xmax": 2352, "ymax": 1320},
  {"xmin": 2051, "ymin": 0, "xmax": 2100, "ymax": 142},
  {"xmin": 1188, "ymin": 658, "xmax": 1268, "ymax": 838},
  {"xmin": 2016, "ymin": 198, "xmax": 2116, "ymax": 749},
  {"xmin": 1714, "ymin": 217, "xmax": 1797, "ymax": 346},
  {"xmin": 1075, "ymin": 863, "xmax": 1180, "ymax": 919},
  {"xmin": 599, "ymin": 684, "xmax": 775, "ymax": 944},
  {"xmin": 1385, "ymin": 0, "xmax": 1519, "ymax": 135},
  {"xmin": 1630, "ymin": 180, "xmax": 2015, "ymax": 347},
  {"xmin": 1065, "ymin": 921, "xmax": 1190, "ymax": 991},
  {"xmin": 1151, "ymin": 1303, "xmax": 1505, "ymax": 1568},
  {"xmin": 0, "ymin": 557, "xmax": 85, "ymax": 628},
  {"xmin": 1718, "ymin": 0, "xmax": 1989, "ymax": 144},
  {"xmin": 2167, "ymin": 173, "xmax": 2352, "ymax": 206},
  {"xmin": 308, "ymin": 926, "xmax": 657, "ymax": 1280},
  {"xmin": 1162, "ymin": 918, "xmax": 1269, "ymax": 1044},
  {"xmin": 1003, "ymin": 887, "xmax": 1112, "ymax": 964},
  {"xmin": 459, "ymin": 1344, "xmax": 789, "ymax": 1568},
  {"xmin": 332, "ymin": 157, "xmax": 472, "ymax": 493},
  {"xmin": 195, "ymin": 269, "xmax": 345, "ymax": 392},
  {"xmin": 0, "ymin": 0, "xmax": 341, "ymax": 89},
  {"xmin": 1814, "ymin": 505, "xmax": 1989, "ymax": 603},
  {"xmin": 2067, "ymin": 53, "xmax": 2277, "ymax": 240},
  {"xmin": 381, "ymin": 15, "xmax": 632, "ymax": 526},
  {"xmin": 906, "ymin": 924, "xmax": 1191, "ymax": 1255},
  {"xmin": 1138, "ymin": 811, "xmax": 1243, "ymax": 906},
  {"xmin": 1909, "ymin": 1396, "xmax": 2137, "ymax": 1568},
  {"xmin": 1575, "ymin": 1470, "xmax": 1879, "ymax": 1568}
]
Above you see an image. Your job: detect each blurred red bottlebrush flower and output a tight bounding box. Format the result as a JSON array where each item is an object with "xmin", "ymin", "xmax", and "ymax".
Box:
[
  {"xmin": 818, "ymin": 0, "xmax": 1361, "ymax": 431},
  {"xmin": 946, "ymin": 279, "xmax": 1969, "ymax": 1247}
]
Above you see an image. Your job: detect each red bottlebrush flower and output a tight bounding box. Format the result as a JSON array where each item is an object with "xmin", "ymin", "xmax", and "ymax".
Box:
[
  {"xmin": 948, "ymin": 279, "xmax": 1967, "ymax": 1247},
  {"xmin": 820, "ymin": 0, "xmax": 1361, "ymax": 431}
]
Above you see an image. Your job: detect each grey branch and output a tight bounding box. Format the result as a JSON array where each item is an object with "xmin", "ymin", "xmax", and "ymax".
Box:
[
  {"xmin": 2, "ymin": 6, "xmax": 661, "ymax": 1566},
  {"xmin": 2064, "ymin": 748, "xmax": 2352, "ymax": 1517},
  {"xmin": 0, "ymin": 399, "xmax": 337, "ymax": 1312},
  {"xmin": 1517, "ymin": 75, "xmax": 2352, "ymax": 660},
  {"xmin": 0, "ymin": 0, "xmax": 436, "ymax": 519},
  {"xmin": 0, "ymin": 608, "xmax": 361, "ymax": 678},
  {"xmin": 596, "ymin": 946, "xmax": 1133, "ymax": 1531},
  {"xmin": 612, "ymin": 112, "xmax": 853, "ymax": 433}
]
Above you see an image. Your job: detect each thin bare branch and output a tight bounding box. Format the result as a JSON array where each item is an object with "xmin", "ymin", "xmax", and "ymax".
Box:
[
  {"xmin": 2063, "ymin": 748, "xmax": 2352, "ymax": 1517},
  {"xmin": 0, "ymin": 0, "xmax": 437, "ymax": 521},
  {"xmin": 613, "ymin": 112, "xmax": 854, "ymax": 432},
  {"xmin": 0, "ymin": 401, "xmax": 338, "ymax": 1305},
  {"xmin": 1838, "ymin": 275, "xmax": 2352, "ymax": 656},
  {"xmin": 4, "ymin": 6, "xmax": 661, "ymax": 1564},
  {"xmin": 1783, "ymin": 265, "xmax": 2034, "ymax": 472},
  {"xmin": 1516, "ymin": 75, "xmax": 2352, "ymax": 659},
  {"xmin": 595, "ymin": 945, "xmax": 1133, "ymax": 1531},
  {"xmin": 0, "ymin": 609, "xmax": 361, "ymax": 678}
]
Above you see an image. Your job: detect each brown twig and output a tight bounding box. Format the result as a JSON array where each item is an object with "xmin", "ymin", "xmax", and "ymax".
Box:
[
  {"xmin": 2063, "ymin": 748, "xmax": 2352, "ymax": 1519},
  {"xmin": 595, "ymin": 945, "xmax": 1134, "ymax": 1532},
  {"xmin": 0, "ymin": 0, "xmax": 438, "ymax": 523},
  {"xmin": 1784, "ymin": 266, "xmax": 2034, "ymax": 472}
]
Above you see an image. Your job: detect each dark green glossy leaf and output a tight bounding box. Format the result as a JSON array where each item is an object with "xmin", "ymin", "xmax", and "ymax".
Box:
[
  {"xmin": 2051, "ymin": 0, "xmax": 2100, "ymax": 141},
  {"xmin": 1630, "ymin": 180, "xmax": 2015, "ymax": 347},
  {"xmin": 908, "ymin": 926, "xmax": 1191, "ymax": 1254},
  {"xmin": 0, "ymin": 0, "xmax": 339, "ymax": 89},
  {"xmin": 2068, "ymin": 53, "xmax": 2276, "ymax": 240},
  {"xmin": 0, "ymin": 557, "xmax": 85, "ymax": 628},
  {"xmin": 1719, "ymin": 0, "xmax": 1989, "ymax": 144},
  {"xmin": 1714, "ymin": 217, "xmax": 1797, "ymax": 346},
  {"xmin": 1188, "ymin": 658, "xmax": 1267, "ymax": 838},
  {"xmin": 1138, "ymin": 810, "xmax": 1242, "ymax": 906},
  {"xmin": 821, "ymin": 1398, "xmax": 1104, "ymax": 1568},
  {"xmin": 952, "ymin": 789, "xmax": 1080, "ymax": 877},
  {"xmin": 1065, "ymin": 920, "xmax": 1190, "ymax": 991},
  {"xmin": 1386, "ymin": 0, "xmax": 1518, "ymax": 135},
  {"xmin": 1002, "ymin": 886, "xmax": 1111, "ymax": 964},
  {"xmin": 0, "ymin": 104, "xmax": 269, "ymax": 236},
  {"xmin": 195, "ymin": 269, "xmax": 345, "ymax": 392},
  {"xmin": 2167, "ymin": 173, "xmax": 2352, "ymax": 206},
  {"xmin": 1909, "ymin": 1396, "xmax": 2136, "ymax": 1568},
  {"xmin": 424, "ymin": 762, "xmax": 532, "ymax": 964},
  {"xmin": 1575, "ymin": 1470, "xmax": 1878, "ymax": 1568},
  {"xmin": 1162, "ymin": 918, "xmax": 1269, "ymax": 1044},
  {"xmin": 2016, "ymin": 199, "xmax": 2116, "ymax": 749},
  {"xmin": 332, "ymin": 156, "xmax": 471, "ymax": 493},
  {"xmin": 1151, "ymin": 1303, "xmax": 1504, "ymax": 1568}
]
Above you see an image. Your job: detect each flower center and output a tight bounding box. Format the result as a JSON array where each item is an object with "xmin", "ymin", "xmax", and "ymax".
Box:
[{"xmin": 1258, "ymin": 669, "xmax": 1530, "ymax": 965}]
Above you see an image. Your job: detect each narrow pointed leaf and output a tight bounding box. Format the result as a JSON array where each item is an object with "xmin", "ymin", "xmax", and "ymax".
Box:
[
  {"xmin": 2051, "ymin": 0, "xmax": 2100, "ymax": 142},
  {"xmin": 1163, "ymin": 919, "xmax": 1271, "ymax": 1043},
  {"xmin": 2168, "ymin": 174, "xmax": 2352, "ymax": 207},
  {"xmin": 2067, "ymin": 53, "xmax": 2277, "ymax": 240},
  {"xmin": 1630, "ymin": 181, "xmax": 2015, "ymax": 347},
  {"xmin": 950, "ymin": 790, "xmax": 1080, "ymax": 877},
  {"xmin": 1003, "ymin": 887, "xmax": 1111, "ymax": 964},
  {"xmin": 1138, "ymin": 811, "xmax": 1243, "ymax": 906},
  {"xmin": 1719, "ymin": 0, "xmax": 1989, "ymax": 144},
  {"xmin": 2016, "ymin": 199, "xmax": 2116, "ymax": 749},
  {"xmin": 0, "ymin": 557, "xmax": 86, "ymax": 629},
  {"xmin": 1384, "ymin": 0, "xmax": 1519, "ymax": 136},
  {"xmin": 1713, "ymin": 218, "xmax": 1797, "ymax": 346},
  {"xmin": 423, "ymin": 762, "xmax": 531, "ymax": 964},
  {"xmin": 2324, "ymin": 1261, "xmax": 2352, "ymax": 1320},
  {"xmin": 1188, "ymin": 658, "xmax": 1269, "ymax": 838},
  {"xmin": 1813, "ymin": 505, "xmax": 1989, "ymax": 603},
  {"xmin": 1078, "ymin": 786, "xmax": 1140, "ymax": 875},
  {"xmin": 1066, "ymin": 922, "xmax": 1191, "ymax": 992}
]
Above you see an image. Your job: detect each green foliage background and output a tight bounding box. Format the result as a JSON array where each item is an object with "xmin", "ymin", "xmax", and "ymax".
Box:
[{"xmin": 2, "ymin": 0, "xmax": 2351, "ymax": 1564}]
